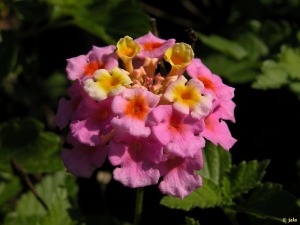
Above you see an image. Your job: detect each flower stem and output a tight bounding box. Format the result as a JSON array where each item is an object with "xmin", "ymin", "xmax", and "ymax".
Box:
[{"xmin": 133, "ymin": 188, "xmax": 144, "ymax": 225}]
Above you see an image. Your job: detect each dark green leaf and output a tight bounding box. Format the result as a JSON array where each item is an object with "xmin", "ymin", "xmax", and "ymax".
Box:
[
  {"xmin": 106, "ymin": 0, "xmax": 151, "ymax": 39},
  {"xmin": 0, "ymin": 117, "xmax": 63, "ymax": 173},
  {"xmin": 198, "ymin": 141, "xmax": 231, "ymax": 186},
  {"xmin": 222, "ymin": 160, "xmax": 270, "ymax": 199},
  {"xmin": 235, "ymin": 182, "xmax": 300, "ymax": 221},
  {"xmin": 0, "ymin": 174, "xmax": 22, "ymax": 208}
]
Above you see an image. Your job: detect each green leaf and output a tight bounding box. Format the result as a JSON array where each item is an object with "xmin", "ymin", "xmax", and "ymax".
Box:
[
  {"xmin": 278, "ymin": 45, "xmax": 300, "ymax": 80},
  {"xmin": 106, "ymin": 0, "xmax": 151, "ymax": 39},
  {"xmin": 252, "ymin": 60, "xmax": 289, "ymax": 89},
  {"xmin": 3, "ymin": 171, "xmax": 77, "ymax": 225},
  {"xmin": 235, "ymin": 182, "xmax": 300, "ymax": 221},
  {"xmin": 0, "ymin": 117, "xmax": 63, "ymax": 173},
  {"xmin": 198, "ymin": 33, "xmax": 248, "ymax": 60},
  {"xmin": 236, "ymin": 32, "xmax": 269, "ymax": 60},
  {"xmin": 160, "ymin": 178, "xmax": 223, "ymax": 211},
  {"xmin": 202, "ymin": 54, "xmax": 258, "ymax": 84},
  {"xmin": 289, "ymin": 82, "xmax": 300, "ymax": 100},
  {"xmin": 222, "ymin": 160, "xmax": 270, "ymax": 199},
  {"xmin": 0, "ymin": 173, "xmax": 22, "ymax": 208},
  {"xmin": 0, "ymin": 31, "xmax": 20, "ymax": 83},
  {"xmin": 198, "ymin": 141, "xmax": 231, "ymax": 186},
  {"xmin": 185, "ymin": 216, "xmax": 201, "ymax": 225}
]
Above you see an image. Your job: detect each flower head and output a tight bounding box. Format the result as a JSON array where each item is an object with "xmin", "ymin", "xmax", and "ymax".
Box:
[{"xmin": 55, "ymin": 31, "xmax": 237, "ymax": 199}]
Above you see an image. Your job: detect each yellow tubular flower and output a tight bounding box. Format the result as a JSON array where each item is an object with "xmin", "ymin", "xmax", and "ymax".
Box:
[
  {"xmin": 163, "ymin": 43, "xmax": 194, "ymax": 88},
  {"xmin": 164, "ymin": 43, "xmax": 194, "ymax": 70},
  {"xmin": 116, "ymin": 36, "xmax": 141, "ymax": 73}
]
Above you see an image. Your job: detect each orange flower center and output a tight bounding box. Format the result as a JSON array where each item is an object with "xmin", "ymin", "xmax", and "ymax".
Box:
[
  {"xmin": 84, "ymin": 61, "xmax": 103, "ymax": 76},
  {"xmin": 143, "ymin": 42, "xmax": 162, "ymax": 51}
]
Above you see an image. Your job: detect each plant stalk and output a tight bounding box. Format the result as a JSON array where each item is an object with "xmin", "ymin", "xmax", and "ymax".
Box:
[{"xmin": 133, "ymin": 188, "xmax": 144, "ymax": 225}]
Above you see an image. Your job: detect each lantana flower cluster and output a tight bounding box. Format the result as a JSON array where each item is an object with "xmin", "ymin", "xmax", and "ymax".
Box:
[{"xmin": 55, "ymin": 32, "xmax": 237, "ymax": 199}]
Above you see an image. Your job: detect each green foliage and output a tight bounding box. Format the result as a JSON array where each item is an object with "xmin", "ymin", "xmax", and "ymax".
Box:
[
  {"xmin": 0, "ymin": 117, "xmax": 63, "ymax": 173},
  {"xmin": 161, "ymin": 143, "xmax": 300, "ymax": 223},
  {"xmin": 185, "ymin": 217, "xmax": 201, "ymax": 225},
  {"xmin": 3, "ymin": 171, "xmax": 77, "ymax": 225},
  {"xmin": 252, "ymin": 45, "xmax": 300, "ymax": 100},
  {"xmin": 42, "ymin": 0, "xmax": 150, "ymax": 43}
]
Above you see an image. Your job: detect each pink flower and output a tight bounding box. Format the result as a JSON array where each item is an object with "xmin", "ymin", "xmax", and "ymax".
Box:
[
  {"xmin": 70, "ymin": 97, "xmax": 115, "ymax": 146},
  {"xmin": 61, "ymin": 133, "xmax": 108, "ymax": 178},
  {"xmin": 186, "ymin": 58, "xmax": 236, "ymax": 122},
  {"xmin": 54, "ymin": 82, "xmax": 87, "ymax": 130},
  {"xmin": 201, "ymin": 108, "xmax": 237, "ymax": 151},
  {"xmin": 108, "ymin": 134, "xmax": 163, "ymax": 188},
  {"xmin": 157, "ymin": 151, "xmax": 203, "ymax": 199},
  {"xmin": 66, "ymin": 45, "xmax": 118, "ymax": 81},
  {"xmin": 135, "ymin": 31, "xmax": 175, "ymax": 58},
  {"xmin": 111, "ymin": 88, "xmax": 160, "ymax": 138},
  {"xmin": 148, "ymin": 105, "xmax": 205, "ymax": 157}
]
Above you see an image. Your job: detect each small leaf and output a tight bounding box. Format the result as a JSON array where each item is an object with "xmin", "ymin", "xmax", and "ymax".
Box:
[
  {"xmin": 252, "ymin": 60, "xmax": 289, "ymax": 89},
  {"xmin": 278, "ymin": 45, "xmax": 300, "ymax": 80},
  {"xmin": 160, "ymin": 178, "xmax": 223, "ymax": 211},
  {"xmin": 222, "ymin": 160, "xmax": 270, "ymax": 199},
  {"xmin": 185, "ymin": 216, "xmax": 201, "ymax": 225},
  {"xmin": 198, "ymin": 33, "xmax": 248, "ymax": 60}
]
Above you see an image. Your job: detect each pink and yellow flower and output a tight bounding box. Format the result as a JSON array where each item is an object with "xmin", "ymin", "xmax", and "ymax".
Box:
[
  {"xmin": 111, "ymin": 88, "xmax": 160, "ymax": 138},
  {"xmin": 83, "ymin": 67, "xmax": 132, "ymax": 101},
  {"xmin": 66, "ymin": 45, "xmax": 118, "ymax": 81},
  {"xmin": 163, "ymin": 75, "xmax": 213, "ymax": 119}
]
